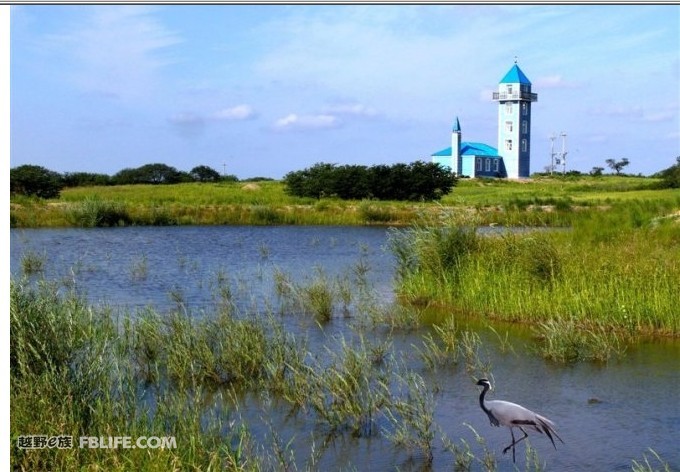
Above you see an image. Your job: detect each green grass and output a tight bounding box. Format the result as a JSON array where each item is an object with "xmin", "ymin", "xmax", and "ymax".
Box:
[{"xmin": 11, "ymin": 175, "xmax": 676, "ymax": 228}]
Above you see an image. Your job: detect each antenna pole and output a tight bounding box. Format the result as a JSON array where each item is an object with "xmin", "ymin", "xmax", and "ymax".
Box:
[
  {"xmin": 549, "ymin": 134, "xmax": 556, "ymax": 175},
  {"xmin": 560, "ymin": 132, "xmax": 567, "ymax": 175}
]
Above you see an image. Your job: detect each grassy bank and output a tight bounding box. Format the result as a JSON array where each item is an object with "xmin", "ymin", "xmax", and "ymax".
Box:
[
  {"xmin": 10, "ymin": 180, "xmax": 418, "ymax": 227},
  {"xmin": 10, "ymin": 175, "xmax": 676, "ymax": 228},
  {"xmin": 390, "ymin": 196, "xmax": 680, "ymax": 351}
]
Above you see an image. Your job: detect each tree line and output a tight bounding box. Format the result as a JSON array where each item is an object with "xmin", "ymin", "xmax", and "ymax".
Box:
[
  {"xmin": 282, "ymin": 161, "xmax": 457, "ymax": 201},
  {"xmin": 11, "ymin": 156, "xmax": 680, "ymax": 201},
  {"xmin": 10, "ymin": 163, "xmax": 237, "ymax": 199}
]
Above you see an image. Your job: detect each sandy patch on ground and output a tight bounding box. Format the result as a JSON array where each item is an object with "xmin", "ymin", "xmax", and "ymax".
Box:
[{"xmin": 241, "ymin": 183, "xmax": 261, "ymax": 191}]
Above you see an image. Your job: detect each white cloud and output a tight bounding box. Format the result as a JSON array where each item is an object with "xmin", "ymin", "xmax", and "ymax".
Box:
[
  {"xmin": 168, "ymin": 105, "xmax": 257, "ymax": 137},
  {"xmin": 253, "ymin": 7, "xmax": 518, "ymax": 119},
  {"xmin": 211, "ymin": 104, "xmax": 257, "ymax": 121},
  {"xmin": 273, "ymin": 113, "xmax": 340, "ymax": 131}
]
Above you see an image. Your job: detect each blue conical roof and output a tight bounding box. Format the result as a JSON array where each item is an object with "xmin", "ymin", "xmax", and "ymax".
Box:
[
  {"xmin": 452, "ymin": 117, "xmax": 461, "ymax": 132},
  {"xmin": 500, "ymin": 64, "xmax": 531, "ymax": 85}
]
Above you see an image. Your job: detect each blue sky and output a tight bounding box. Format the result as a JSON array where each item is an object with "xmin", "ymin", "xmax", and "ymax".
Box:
[{"xmin": 9, "ymin": 4, "xmax": 680, "ymax": 178}]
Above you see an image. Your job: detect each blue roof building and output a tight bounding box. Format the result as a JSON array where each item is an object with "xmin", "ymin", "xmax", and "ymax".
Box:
[
  {"xmin": 500, "ymin": 64, "xmax": 532, "ymax": 85},
  {"xmin": 432, "ymin": 63, "xmax": 537, "ymax": 178},
  {"xmin": 432, "ymin": 135, "xmax": 506, "ymax": 178}
]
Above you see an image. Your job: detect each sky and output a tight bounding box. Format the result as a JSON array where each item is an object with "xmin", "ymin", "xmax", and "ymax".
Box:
[{"xmin": 9, "ymin": 4, "xmax": 680, "ymax": 179}]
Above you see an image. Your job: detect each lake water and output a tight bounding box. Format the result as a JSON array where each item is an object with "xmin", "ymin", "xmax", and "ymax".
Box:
[{"xmin": 10, "ymin": 226, "xmax": 680, "ymax": 471}]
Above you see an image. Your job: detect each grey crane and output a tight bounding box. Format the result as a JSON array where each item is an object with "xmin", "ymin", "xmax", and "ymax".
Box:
[{"xmin": 476, "ymin": 378, "xmax": 563, "ymax": 463}]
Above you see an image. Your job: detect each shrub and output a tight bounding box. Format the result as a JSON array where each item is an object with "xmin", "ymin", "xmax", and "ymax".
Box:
[
  {"xmin": 283, "ymin": 161, "xmax": 456, "ymax": 201},
  {"xmin": 655, "ymin": 156, "xmax": 680, "ymax": 189},
  {"xmin": 10, "ymin": 165, "xmax": 64, "ymax": 199},
  {"xmin": 62, "ymin": 172, "xmax": 112, "ymax": 187},
  {"xmin": 113, "ymin": 163, "xmax": 191, "ymax": 185}
]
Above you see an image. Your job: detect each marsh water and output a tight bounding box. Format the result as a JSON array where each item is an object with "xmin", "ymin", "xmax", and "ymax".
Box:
[{"xmin": 10, "ymin": 226, "xmax": 680, "ymax": 471}]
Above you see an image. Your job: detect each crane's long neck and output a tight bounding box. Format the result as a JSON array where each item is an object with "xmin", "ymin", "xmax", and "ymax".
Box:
[
  {"xmin": 479, "ymin": 384, "xmax": 498, "ymax": 426},
  {"xmin": 479, "ymin": 384, "xmax": 491, "ymax": 414}
]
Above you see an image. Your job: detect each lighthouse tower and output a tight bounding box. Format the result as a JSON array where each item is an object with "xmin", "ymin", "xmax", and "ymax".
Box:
[{"xmin": 493, "ymin": 62, "xmax": 537, "ymax": 178}]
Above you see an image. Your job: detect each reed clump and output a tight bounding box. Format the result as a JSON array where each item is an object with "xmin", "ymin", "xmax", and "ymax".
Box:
[
  {"xmin": 274, "ymin": 268, "xmax": 361, "ymax": 322},
  {"xmin": 20, "ymin": 250, "xmax": 46, "ymax": 275},
  {"xmin": 11, "ymin": 280, "xmax": 250, "ymax": 471},
  {"xmin": 535, "ymin": 318, "xmax": 628, "ymax": 363},
  {"xmin": 129, "ymin": 308, "xmax": 306, "ymax": 390},
  {"xmin": 303, "ymin": 335, "xmax": 391, "ymax": 437},
  {"xmin": 631, "ymin": 448, "xmax": 673, "ymax": 472},
  {"xmin": 67, "ymin": 196, "xmax": 133, "ymax": 227},
  {"xmin": 383, "ymin": 370, "xmax": 436, "ymax": 464}
]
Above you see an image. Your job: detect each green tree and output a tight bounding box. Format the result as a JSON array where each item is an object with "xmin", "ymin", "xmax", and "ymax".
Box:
[
  {"xmin": 403, "ymin": 161, "xmax": 455, "ymax": 201},
  {"xmin": 10, "ymin": 165, "xmax": 64, "ymax": 199},
  {"xmin": 114, "ymin": 163, "xmax": 189, "ymax": 185},
  {"xmin": 605, "ymin": 158, "xmax": 630, "ymax": 175},
  {"xmin": 190, "ymin": 165, "xmax": 221, "ymax": 182},
  {"xmin": 590, "ymin": 166, "xmax": 604, "ymax": 176},
  {"xmin": 655, "ymin": 156, "xmax": 680, "ymax": 189},
  {"xmin": 333, "ymin": 164, "xmax": 370, "ymax": 199},
  {"xmin": 283, "ymin": 161, "xmax": 456, "ymax": 201},
  {"xmin": 283, "ymin": 163, "xmax": 338, "ymax": 199},
  {"xmin": 62, "ymin": 172, "xmax": 112, "ymax": 187}
]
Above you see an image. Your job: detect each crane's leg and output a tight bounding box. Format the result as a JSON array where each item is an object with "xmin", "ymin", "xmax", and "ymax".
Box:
[
  {"xmin": 503, "ymin": 427, "xmax": 529, "ymax": 463},
  {"xmin": 512, "ymin": 430, "xmax": 516, "ymax": 463}
]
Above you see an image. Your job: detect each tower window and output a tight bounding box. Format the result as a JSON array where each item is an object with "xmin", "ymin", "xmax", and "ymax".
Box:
[
  {"xmin": 505, "ymin": 140, "xmax": 513, "ymax": 151},
  {"xmin": 505, "ymin": 103, "xmax": 512, "ymax": 114},
  {"xmin": 521, "ymin": 139, "xmax": 528, "ymax": 152},
  {"xmin": 521, "ymin": 103, "xmax": 528, "ymax": 116},
  {"xmin": 505, "ymin": 121, "xmax": 513, "ymax": 132},
  {"xmin": 522, "ymin": 120, "xmax": 528, "ymax": 134}
]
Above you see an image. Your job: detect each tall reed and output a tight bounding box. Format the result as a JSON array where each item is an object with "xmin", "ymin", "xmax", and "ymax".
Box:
[
  {"xmin": 11, "ymin": 280, "xmax": 250, "ymax": 471},
  {"xmin": 67, "ymin": 196, "xmax": 132, "ymax": 227}
]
